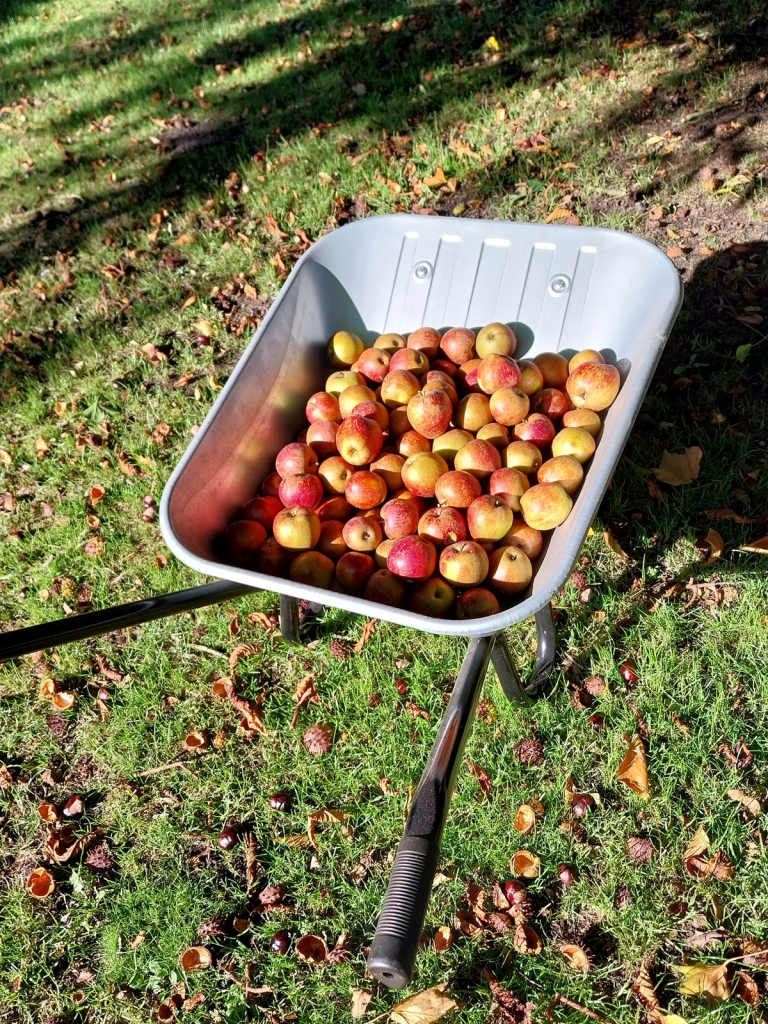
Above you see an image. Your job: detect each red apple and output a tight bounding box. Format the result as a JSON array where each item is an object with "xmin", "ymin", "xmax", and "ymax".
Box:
[
  {"xmin": 276, "ymin": 442, "xmax": 318, "ymax": 478},
  {"xmin": 305, "ymin": 420, "xmax": 338, "ymax": 458},
  {"xmin": 407, "ymin": 327, "xmax": 441, "ymax": 359},
  {"xmin": 343, "ymin": 515, "xmax": 383, "ymax": 552},
  {"xmin": 455, "ymin": 587, "xmax": 500, "ymax": 619},
  {"xmin": 489, "ymin": 468, "xmax": 530, "ymax": 511},
  {"xmin": 531, "ymin": 387, "xmax": 570, "ymax": 420},
  {"xmin": 489, "ymin": 386, "xmax": 530, "ymax": 427},
  {"xmin": 352, "ymin": 400, "xmax": 389, "ymax": 431},
  {"xmin": 388, "ymin": 406, "xmax": 411, "ymax": 437},
  {"xmin": 439, "ymin": 540, "xmax": 489, "ymax": 587},
  {"xmin": 551, "ymin": 426, "xmax": 596, "ymax": 464},
  {"xmin": 364, "ymin": 567, "xmax": 408, "ymax": 605},
  {"xmin": 477, "ymin": 354, "xmax": 521, "ymax": 394},
  {"xmin": 502, "ymin": 440, "xmax": 542, "ymax": 474},
  {"xmin": 316, "ymin": 519, "xmax": 348, "ymax": 560},
  {"xmin": 533, "ymin": 351, "xmax": 569, "ymax": 388},
  {"xmin": 339, "ymin": 384, "xmax": 376, "ymax": 419},
  {"xmin": 256, "ymin": 536, "xmax": 293, "ymax": 575},
  {"xmin": 440, "ymin": 327, "xmax": 476, "ymax": 365},
  {"xmin": 431, "ymin": 357, "xmax": 459, "ymax": 379},
  {"xmin": 336, "ymin": 416, "xmax": 384, "ymax": 466},
  {"xmin": 391, "ymin": 489, "xmax": 427, "ymax": 516},
  {"xmin": 370, "ymin": 452, "xmax": 405, "ymax": 490},
  {"xmin": 568, "ymin": 349, "xmax": 604, "ymax": 374},
  {"xmin": 326, "ymin": 370, "xmax": 364, "ymax": 397},
  {"xmin": 336, "ymin": 551, "xmax": 376, "ymax": 592},
  {"xmin": 453, "ymin": 438, "xmax": 501, "ymax": 480},
  {"xmin": 424, "ymin": 373, "xmax": 458, "ymax": 405},
  {"xmin": 500, "ymin": 520, "xmax": 543, "ymax": 560},
  {"xmin": 455, "ymin": 393, "xmax": 493, "ymax": 432},
  {"xmin": 476, "ymin": 422, "xmax": 510, "ymax": 450},
  {"xmin": 434, "ymin": 470, "xmax": 482, "ymax": 509},
  {"xmin": 566, "ymin": 361, "xmax": 620, "ymax": 411},
  {"xmin": 272, "ymin": 506, "xmax": 321, "ymax": 550},
  {"xmin": 519, "ymin": 483, "xmax": 573, "ymax": 530},
  {"xmin": 316, "ymin": 496, "xmax": 351, "ymax": 521},
  {"xmin": 418, "ymin": 507, "xmax": 467, "ymax": 547},
  {"xmin": 225, "ymin": 520, "xmax": 267, "ymax": 563},
  {"xmin": 517, "ymin": 359, "xmax": 544, "ymax": 396},
  {"xmin": 432, "ymin": 428, "xmax": 472, "ymax": 465},
  {"xmin": 512, "ymin": 413, "xmax": 556, "ymax": 450},
  {"xmin": 242, "ymin": 495, "xmax": 283, "ymax": 530},
  {"xmin": 261, "ymin": 471, "xmax": 282, "ymax": 498},
  {"xmin": 306, "ymin": 391, "xmax": 340, "ymax": 423},
  {"xmin": 410, "ymin": 577, "xmax": 455, "ymax": 617},
  {"xmin": 397, "ymin": 430, "xmax": 431, "ymax": 457},
  {"xmin": 488, "ymin": 546, "xmax": 533, "ymax": 596},
  {"xmin": 390, "ymin": 348, "xmax": 430, "ymax": 378},
  {"xmin": 357, "ymin": 347, "xmax": 391, "ymax": 383},
  {"xmin": 278, "ymin": 472, "xmax": 324, "ymax": 509},
  {"xmin": 327, "ymin": 330, "xmax": 364, "ymax": 368},
  {"xmin": 467, "ymin": 494, "xmax": 514, "ymax": 543},
  {"xmin": 374, "ymin": 538, "xmax": 397, "ymax": 569},
  {"xmin": 387, "ymin": 535, "xmax": 437, "ymax": 581},
  {"xmin": 401, "ymin": 451, "xmax": 449, "ymax": 498},
  {"xmin": 562, "ymin": 409, "xmax": 601, "ymax": 437},
  {"xmin": 289, "ymin": 551, "xmax": 335, "ymax": 588},
  {"xmin": 538, "ymin": 455, "xmax": 583, "ymax": 495},
  {"xmin": 345, "ymin": 470, "xmax": 388, "ymax": 509},
  {"xmin": 407, "ymin": 388, "xmax": 453, "ymax": 440},
  {"xmin": 373, "ymin": 332, "xmax": 407, "ymax": 354},
  {"xmin": 381, "ymin": 498, "xmax": 420, "ymax": 540},
  {"xmin": 457, "ymin": 358, "xmax": 482, "ymax": 393},
  {"xmin": 381, "ymin": 369, "xmax": 421, "ymax": 408}
]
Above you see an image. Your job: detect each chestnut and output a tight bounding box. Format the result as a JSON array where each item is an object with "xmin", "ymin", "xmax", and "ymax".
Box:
[
  {"xmin": 269, "ymin": 792, "xmax": 291, "ymax": 813},
  {"xmin": 217, "ymin": 826, "xmax": 237, "ymax": 850},
  {"xmin": 270, "ymin": 930, "xmax": 290, "ymax": 954}
]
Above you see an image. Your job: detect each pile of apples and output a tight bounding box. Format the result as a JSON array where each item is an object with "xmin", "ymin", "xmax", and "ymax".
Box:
[{"xmin": 224, "ymin": 323, "xmax": 621, "ymax": 619}]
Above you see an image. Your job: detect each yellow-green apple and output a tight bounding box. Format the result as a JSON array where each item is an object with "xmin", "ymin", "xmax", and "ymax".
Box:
[
  {"xmin": 440, "ymin": 327, "xmax": 476, "ymax": 365},
  {"xmin": 316, "ymin": 495, "xmax": 351, "ymax": 521},
  {"xmin": 453, "ymin": 438, "xmax": 501, "ymax": 480},
  {"xmin": 432, "ymin": 428, "xmax": 472, "ymax": 465},
  {"xmin": 476, "ymin": 322, "xmax": 517, "ymax": 358},
  {"xmin": 371, "ymin": 452, "xmax": 405, "ymax": 490},
  {"xmin": 477, "ymin": 354, "xmax": 521, "ymax": 394},
  {"xmin": 225, "ymin": 520, "xmax": 267, "ymax": 563},
  {"xmin": 364, "ymin": 567, "xmax": 408, "ymax": 605},
  {"xmin": 388, "ymin": 406, "xmax": 411, "ymax": 436},
  {"xmin": 566, "ymin": 361, "xmax": 620, "ymax": 411},
  {"xmin": 467, "ymin": 494, "xmax": 514, "ymax": 542},
  {"xmin": 327, "ymin": 330, "xmax": 364, "ymax": 368},
  {"xmin": 316, "ymin": 519, "xmax": 348, "ymax": 561},
  {"xmin": 410, "ymin": 577, "xmax": 455, "ymax": 617},
  {"xmin": 519, "ymin": 483, "xmax": 573, "ymax": 530},
  {"xmin": 407, "ymin": 388, "xmax": 453, "ymax": 439},
  {"xmin": 418, "ymin": 506, "xmax": 467, "ymax": 547},
  {"xmin": 318, "ymin": 456, "xmax": 354, "ymax": 495},
  {"xmin": 261, "ymin": 471, "xmax": 282, "ymax": 498},
  {"xmin": 357, "ymin": 347, "xmax": 391, "ymax": 383},
  {"xmin": 306, "ymin": 391, "xmax": 340, "ymax": 423},
  {"xmin": 434, "ymin": 469, "xmax": 482, "ymax": 508},
  {"xmin": 381, "ymin": 497, "xmax": 420, "ymax": 540},
  {"xmin": 272, "ymin": 506, "xmax": 321, "ymax": 550},
  {"xmin": 432, "ymin": 357, "xmax": 459, "ymax": 379},
  {"xmin": 276, "ymin": 442, "xmax": 318, "ymax": 478},
  {"xmin": 499, "ymin": 520, "xmax": 543, "ymax": 560},
  {"xmin": 279, "ymin": 472, "xmax": 324, "ymax": 509},
  {"xmin": 531, "ymin": 387, "xmax": 570, "ymax": 419},
  {"xmin": 335, "ymin": 551, "xmax": 376, "ymax": 592},
  {"xmin": 568, "ymin": 348, "xmax": 604, "ymax": 373},
  {"xmin": 390, "ymin": 348, "xmax": 430, "ymax": 378},
  {"xmin": 289, "ymin": 551, "xmax": 335, "ymax": 588},
  {"xmin": 477, "ymin": 422, "xmax": 510, "ymax": 450},
  {"xmin": 242, "ymin": 495, "xmax": 283, "ymax": 531},
  {"xmin": 339, "ymin": 384, "xmax": 376, "ymax": 418},
  {"xmin": 374, "ymin": 537, "xmax": 397, "ymax": 569},
  {"xmin": 407, "ymin": 326, "xmax": 441, "ymax": 359},
  {"xmin": 373, "ymin": 332, "xmax": 407, "ymax": 353},
  {"xmin": 489, "ymin": 468, "xmax": 529, "ymax": 511},
  {"xmin": 458, "ymin": 358, "xmax": 482, "ymax": 393},
  {"xmin": 502, "ymin": 440, "xmax": 542, "ymax": 474},
  {"xmin": 401, "ymin": 451, "xmax": 449, "ymax": 497},
  {"xmin": 439, "ymin": 540, "xmax": 489, "ymax": 587},
  {"xmin": 455, "ymin": 587, "xmax": 500, "ymax": 618},
  {"xmin": 380, "ymin": 369, "xmax": 421, "ymax": 408},
  {"xmin": 351, "ymin": 400, "xmax": 389, "ymax": 431},
  {"xmin": 387, "ymin": 535, "xmax": 437, "ymax": 581},
  {"xmin": 257, "ymin": 536, "xmax": 293, "ymax": 575},
  {"xmin": 551, "ymin": 426, "xmax": 596, "ymax": 463},
  {"xmin": 342, "ymin": 515, "xmax": 383, "ymax": 552},
  {"xmin": 336, "ymin": 415, "xmax": 384, "ymax": 465},
  {"xmin": 305, "ymin": 420, "xmax": 338, "ymax": 458},
  {"xmin": 538, "ymin": 455, "xmax": 583, "ymax": 494},
  {"xmin": 326, "ymin": 369, "xmax": 364, "ymax": 397},
  {"xmin": 562, "ymin": 409, "xmax": 601, "ymax": 437},
  {"xmin": 455, "ymin": 393, "xmax": 493, "ymax": 432},
  {"xmin": 512, "ymin": 413, "xmax": 556, "ymax": 449},
  {"xmin": 517, "ymin": 359, "xmax": 545, "ymax": 396},
  {"xmin": 489, "ymin": 386, "xmax": 530, "ymax": 426},
  {"xmin": 488, "ymin": 545, "xmax": 533, "ymax": 595},
  {"xmin": 533, "ymin": 351, "xmax": 569, "ymax": 388},
  {"xmin": 397, "ymin": 430, "xmax": 431, "ymax": 457},
  {"xmin": 345, "ymin": 470, "xmax": 388, "ymax": 509}
]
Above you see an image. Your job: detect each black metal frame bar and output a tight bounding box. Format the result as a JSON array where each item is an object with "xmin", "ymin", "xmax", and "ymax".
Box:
[{"xmin": 0, "ymin": 584, "xmax": 556, "ymax": 988}]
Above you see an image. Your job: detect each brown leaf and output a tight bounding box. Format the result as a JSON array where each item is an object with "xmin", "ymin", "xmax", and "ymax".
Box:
[
  {"xmin": 676, "ymin": 962, "xmax": 730, "ymax": 1004},
  {"xmin": 35, "ymin": 437, "xmax": 51, "ymax": 458},
  {"xmin": 705, "ymin": 509, "xmax": 768, "ymax": 524},
  {"xmin": 141, "ymin": 342, "xmax": 167, "ymax": 365},
  {"xmin": 739, "ymin": 535, "xmax": 768, "ymax": 555},
  {"xmin": 617, "ymin": 735, "xmax": 650, "ymax": 800},
  {"xmin": 176, "ymin": 233, "xmax": 198, "ymax": 245},
  {"xmin": 513, "ymin": 923, "xmax": 542, "ymax": 955},
  {"xmin": 0, "ymin": 763, "xmax": 13, "ymax": 788},
  {"xmin": 701, "ymin": 529, "xmax": 724, "ymax": 565},
  {"xmin": 295, "ymin": 934, "xmax": 328, "ymax": 965},
  {"xmin": 433, "ymin": 926, "xmax": 454, "ymax": 952},
  {"xmin": 247, "ymin": 610, "xmax": 276, "ymax": 632},
  {"xmin": 353, "ymin": 618, "xmax": 377, "ymax": 652},
  {"xmin": 728, "ymin": 789, "xmax": 760, "ymax": 816},
  {"xmin": 351, "ymin": 989, "xmax": 373, "ymax": 1019},
  {"xmin": 683, "ymin": 824, "xmax": 710, "ymax": 861},
  {"xmin": 733, "ymin": 971, "xmax": 759, "ymax": 1006},
  {"xmin": 25, "ymin": 867, "xmax": 55, "ymax": 899},
  {"xmin": 545, "ymin": 206, "xmax": 573, "ymax": 223},
  {"xmin": 47, "ymin": 826, "xmax": 102, "ymax": 863},
  {"xmin": 274, "ymin": 833, "xmax": 312, "ymax": 848},
  {"xmin": 653, "ymin": 447, "xmax": 702, "ymax": 486},
  {"xmin": 391, "ymin": 983, "xmax": 464, "ymax": 1024},
  {"xmin": 179, "ymin": 946, "xmax": 213, "ymax": 972},
  {"xmin": 422, "ymin": 167, "xmax": 447, "ymax": 188},
  {"xmin": 666, "ymin": 246, "xmax": 685, "ymax": 258},
  {"xmin": 513, "ymin": 804, "xmax": 537, "ymax": 835},
  {"xmin": 453, "ymin": 910, "xmax": 484, "ymax": 938},
  {"xmin": 632, "ymin": 965, "xmax": 662, "ymax": 1020},
  {"xmin": 229, "ymin": 643, "xmax": 260, "ymax": 674},
  {"xmin": 684, "ymin": 851, "xmax": 734, "ymax": 881},
  {"xmin": 306, "ymin": 808, "xmax": 352, "ymax": 848},
  {"xmin": 467, "ymin": 760, "xmax": 491, "ymax": 797},
  {"xmin": 151, "ymin": 422, "xmax": 172, "ymax": 445},
  {"xmin": 510, "ymin": 850, "xmax": 540, "ymax": 878}
]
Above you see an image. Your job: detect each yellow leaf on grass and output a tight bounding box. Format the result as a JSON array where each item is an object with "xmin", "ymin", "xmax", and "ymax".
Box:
[
  {"xmin": 617, "ymin": 735, "xmax": 650, "ymax": 800},
  {"xmin": 728, "ymin": 789, "xmax": 761, "ymax": 815},
  {"xmin": 0, "ymin": 449, "xmax": 11, "ymax": 465},
  {"xmin": 654, "ymin": 447, "xmax": 702, "ymax": 486},
  {"xmin": 423, "ymin": 167, "xmax": 446, "ymax": 188},
  {"xmin": 486, "ymin": 36, "xmax": 500, "ymax": 51},
  {"xmin": 391, "ymin": 982, "xmax": 464, "ymax": 1024},
  {"xmin": 676, "ymin": 962, "xmax": 730, "ymax": 1003},
  {"xmin": 545, "ymin": 206, "xmax": 572, "ymax": 223},
  {"xmin": 193, "ymin": 319, "xmax": 215, "ymax": 337},
  {"xmin": 306, "ymin": 808, "xmax": 352, "ymax": 848},
  {"xmin": 683, "ymin": 824, "xmax": 710, "ymax": 860},
  {"xmin": 181, "ymin": 294, "xmax": 197, "ymax": 310}
]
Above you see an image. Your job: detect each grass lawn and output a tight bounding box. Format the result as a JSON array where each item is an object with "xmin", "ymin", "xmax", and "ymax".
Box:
[{"xmin": 1, "ymin": 0, "xmax": 768, "ymax": 1021}]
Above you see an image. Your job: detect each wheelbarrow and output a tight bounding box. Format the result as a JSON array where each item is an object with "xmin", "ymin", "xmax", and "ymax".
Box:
[{"xmin": 0, "ymin": 214, "xmax": 682, "ymax": 989}]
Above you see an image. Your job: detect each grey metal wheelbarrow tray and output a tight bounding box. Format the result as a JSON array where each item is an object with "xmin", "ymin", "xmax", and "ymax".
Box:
[{"xmin": 160, "ymin": 213, "xmax": 682, "ymax": 635}]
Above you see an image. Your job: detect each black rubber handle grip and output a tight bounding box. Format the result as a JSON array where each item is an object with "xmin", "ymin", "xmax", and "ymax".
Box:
[{"xmin": 366, "ymin": 835, "xmax": 439, "ymax": 989}]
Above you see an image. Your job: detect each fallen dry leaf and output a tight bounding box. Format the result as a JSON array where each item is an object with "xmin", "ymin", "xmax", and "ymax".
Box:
[
  {"xmin": 676, "ymin": 962, "xmax": 730, "ymax": 1004},
  {"xmin": 295, "ymin": 934, "xmax": 328, "ymax": 965},
  {"xmin": 179, "ymin": 946, "xmax": 213, "ymax": 972},
  {"xmin": 307, "ymin": 808, "xmax": 352, "ymax": 848},
  {"xmin": 617, "ymin": 734, "xmax": 650, "ymax": 801},
  {"xmin": 701, "ymin": 529, "xmax": 724, "ymax": 564},
  {"xmin": 353, "ymin": 618, "xmax": 377, "ymax": 652},
  {"xmin": 654, "ymin": 447, "xmax": 702, "ymax": 486},
  {"xmin": 405, "ymin": 701, "xmax": 430, "ymax": 720},
  {"xmin": 467, "ymin": 760, "xmax": 491, "ymax": 797},
  {"xmin": 666, "ymin": 246, "xmax": 685, "ymax": 259},
  {"xmin": 25, "ymin": 867, "xmax": 55, "ymax": 899},
  {"xmin": 545, "ymin": 205, "xmax": 573, "ymax": 223},
  {"xmin": 510, "ymin": 850, "xmax": 540, "ymax": 878},
  {"xmin": 181, "ymin": 294, "xmax": 197, "ymax": 310},
  {"xmin": 422, "ymin": 167, "xmax": 447, "ymax": 188},
  {"xmin": 84, "ymin": 537, "xmax": 105, "ymax": 557},
  {"xmin": 351, "ymin": 988, "xmax": 373, "ymax": 1019},
  {"xmin": 728, "ymin": 789, "xmax": 761, "ymax": 816},
  {"xmin": 176, "ymin": 233, "xmax": 198, "ymax": 245},
  {"xmin": 733, "ymin": 971, "xmax": 759, "ymax": 1006},
  {"xmin": 632, "ymin": 965, "xmax": 662, "ymax": 1020},
  {"xmin": 229, "ymin": 643, "xmax": 260, "ymax": 674},
  {"xmin": 684, "ymin": 824, "xmax": 710, "ymax": 860},
  {"xmin": 739, "ymin": 535, "xmax": 768, "ymax": 555},
  {"xmin": 391, "ymin": 982, "xmax": 464, "ymax": 1024},
  {"xmin": 453, "ymin": 910, "xmax": 484, "ymax": 938}
]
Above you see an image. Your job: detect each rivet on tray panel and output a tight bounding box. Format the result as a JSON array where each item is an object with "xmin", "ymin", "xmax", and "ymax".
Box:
[
  {"xmin": 549, "ymin": 275, "xmax": 570, "ymax": 295},
  {"xmin": 413, "ymin": 261, "xmax": 432, "ymax": 281}
]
